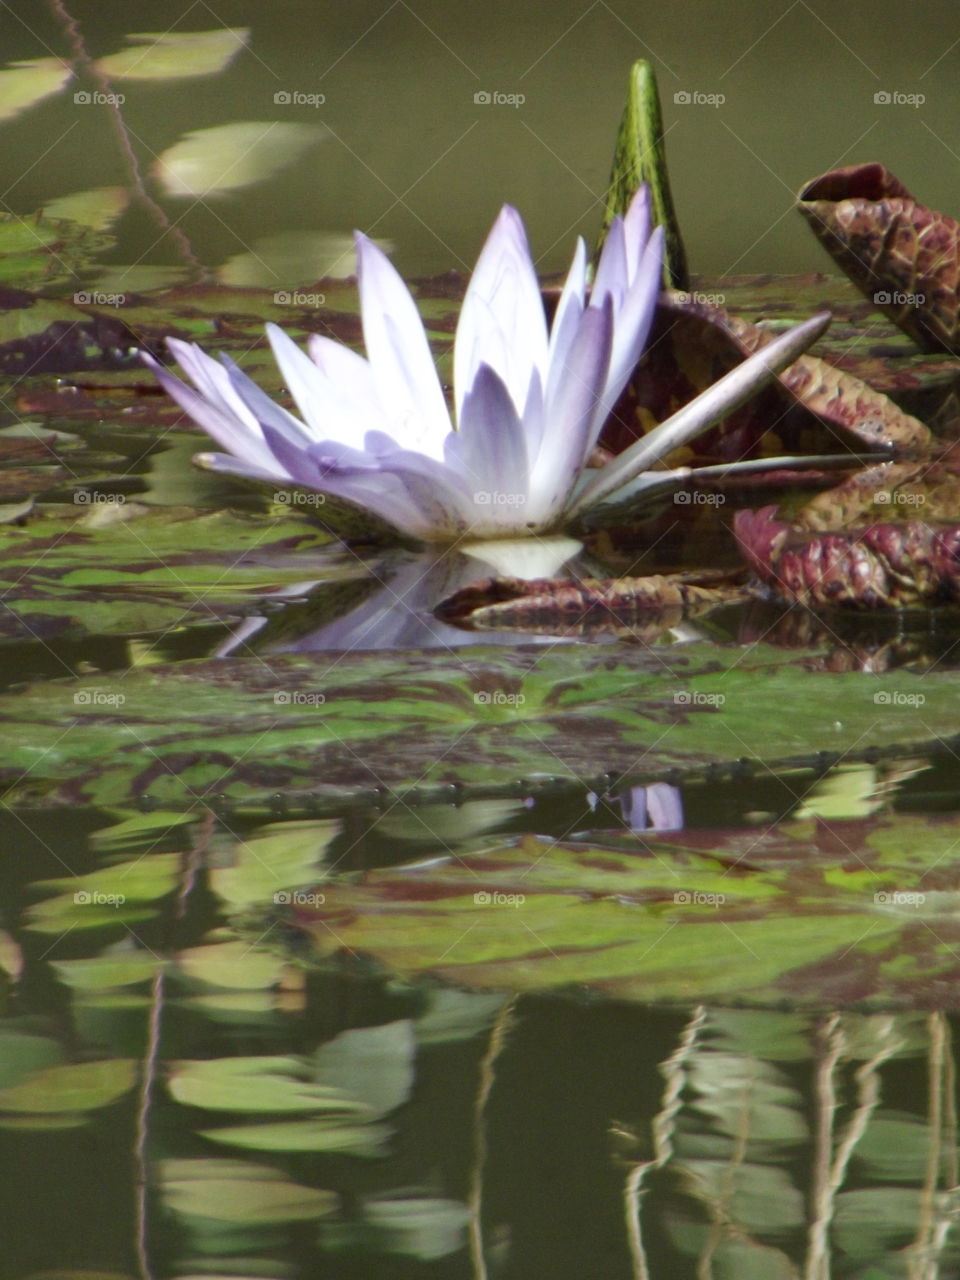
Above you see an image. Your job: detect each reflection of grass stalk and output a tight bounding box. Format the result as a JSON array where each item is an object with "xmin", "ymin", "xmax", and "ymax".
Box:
[
  {"xmin": 623, "ymin": 1004, "xmax": 708, "ymax": 1280},
  {"xmin": 468, "ymin": 996, "xmax": 516, "ymax": 1280},
  {"xmin": 913, "ymin": 1012, "xmax": 960, "ymax": 1280},
  {"xmin": 806, "ymin": 1014, "xmax": 905, "ymax": 1280},
  {"xmin": 49, "ymin": 0, "xmax": 205, "ymax": 279},
  {"xmin": 133, "ymin": 811, "xmax": 212, "ymax": 1280}
]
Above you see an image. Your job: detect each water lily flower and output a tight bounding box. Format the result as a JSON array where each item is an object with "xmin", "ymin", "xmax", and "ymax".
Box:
[{"xmin": 145, "ymin": 188, "xmax": 832, "ymax": 544}]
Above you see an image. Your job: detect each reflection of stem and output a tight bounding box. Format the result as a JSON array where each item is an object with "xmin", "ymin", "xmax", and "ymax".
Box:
[
  {"xmin": 48, "ymin": 0, "xmax": 205, "ymax": 279},
  {"xmin": 913, "ymin": 1012, "xmax": 960, "ymax": 1280},
  {"xmin": 806, "ymin": 1015, "xmax": 904, "ymax": 1280},
  {"xmin": 468, "ymin": 997, "xmax": 516, "ymax": 1280},
  {"xmin": 132, "ymin": 813, "xmax": 211, "ymax": 1280},
  {"xmin": 134, "ymin": 967, "xmax": 162, "ymax": 1280},
  {"xmin": 805, "ymin": 1013, "xmax": 843, "ymax": 1280},
  {"xmin": 623, "ymin": 1005, "xmax": 708, "ymax": 1279}
]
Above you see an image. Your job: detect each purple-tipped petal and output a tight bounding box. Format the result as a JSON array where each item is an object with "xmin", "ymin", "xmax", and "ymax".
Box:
[
  {"xmin": 193, "ymin": 450, "xmax": 290, "ymax": 484},
  {"xmin": 597, "ymin": 224, "xmax": 664, "ymax": 423},
  {"xmin": 143, "ymin": 350, "xmax": 279, "ymax": 475},
  {"xmin": 531, "ymin": 297, "xmax": 613, "ymax": 522},
  {"xmin": 355, "ymin": 232, "xmax": 452, "ymax": 458},
  {"xmin": 591, "ymin": 216, "xmax": 628, "ymax": 307},
  {"xmin": 621, "ymin": 185, "xmax": 652, "ymax": 275},
  {"xmin": 444, "ymin": 362, "xmax": 530, "ymax": 501},
  {"xmin": 220, "ymin": 354, "xmax": 314, "ymax": 450},
  {"xmin": 547, "ymin": 236, "xmax": 587, "ymax": 374},
  {"xmin": 453, "ymin": 205, "xmax": 548, "ymax": 426},
  {"xmin": 266, "ymin": 323, "xmax": 383, "ymax": 446}
]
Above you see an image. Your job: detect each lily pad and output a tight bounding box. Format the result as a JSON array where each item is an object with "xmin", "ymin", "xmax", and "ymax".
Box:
[{"xmin": 0, "ymin": 642, "xmax": 956, "ymax": 811}]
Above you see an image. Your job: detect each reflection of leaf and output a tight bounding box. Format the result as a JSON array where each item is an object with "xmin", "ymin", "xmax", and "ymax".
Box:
[
  {"xmin": 52, "ymin": 950, "xmax": 163, "ymax": 992},
  {"xmin": 289, "ymin": 812, "xmax": 960, "ymax": 1007},
  {"xmin": 94, "ymin": 28, "xmax": 249, "ymax": 80},
  {"xmin": 176, "ymin": 940, "xmax": 285, "ymax": 991},
  {"xmin": 25, "ymin": 854, "xmax": 180, "ymax": 934},
  {"xmin": 43, "ymin": 188, "xmax": 130, "ymax": 232},
  {"xmin": 209, "ymin": 820, "xmax": 336, "ymax": 909},
  {"xmin": 0, "ymin": 57, "xmax": 72, "ymax": 121},
  {"xmin": 0, "ymin": 505, "xmax": 343, "ymax": 642},
  {"xmin": 160, "ymin": 1157, "xmax": 336, "ymax": 1223},
  {"xmin": 0, "ymin": 1030, "xmax": 63, "ymax": 1089},
  {"xmin": 154, "ymin": 122, "xmax": 323, "ymax": 198},
  {"xmin": 360, "ymin": 1195, "xmax": 472, "ymax": 1260},
  {"xmin": 200, "ymin": 1117, "xmax": 391, "ymax": 1156},
  {"xmin": 0, "ymin": 1059, "xmax": 136, "ymax": 1113},
  {"xmin": 313, "ymin": 1020, "xmax": 416, "ymax": 1117},
  {"xmin": 168, "ymin": 1055, "xmax": 363, "ymax": 1114},
  {"xmin": 219, "ymin": 231, "xmax": 361, "ymax": 287}
]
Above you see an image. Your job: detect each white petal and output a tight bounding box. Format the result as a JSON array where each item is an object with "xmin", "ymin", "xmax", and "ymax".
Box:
[
  {"xmin": 621, "ymin": 185, "xmax": 652, "ymax": 277},
  {"xmin": 547, "ymin": 236, "xmax": 587, "ymax": 374},
  {"xmin": 444, "ymin": 362, "xmax": 530, "ymax": 505},
  {"xmin": 355, "ymin": 232, "xmax": 451, "ymax": 458},
  {"xmin": 453, "ymin": 205, "xmax": 548, "ymax": 424},
  {"xmin": 529, "ymin": 300, "xmax": 613, "ymax": 523},
  {"xmin": 144, "ymin": 349, "xmax": 278, "ymax": 475},
  {"xmin": 598, "ymin": 225, "xmax": 664, "ymax": 423},
  {"xmin": 591, "ymin": 216, "xmax": 627, "ymax": 307}
]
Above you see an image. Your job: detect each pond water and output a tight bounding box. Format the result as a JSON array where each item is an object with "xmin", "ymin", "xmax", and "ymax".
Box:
[{"xmin": 4, "ymin": 4, "xmax": 960, "ymax": 1278}]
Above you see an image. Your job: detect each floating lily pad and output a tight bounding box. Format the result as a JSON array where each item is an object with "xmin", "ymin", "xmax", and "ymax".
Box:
[{"xmin": 0, "ymin": 642, "xmax": 955, "ymax": 811}]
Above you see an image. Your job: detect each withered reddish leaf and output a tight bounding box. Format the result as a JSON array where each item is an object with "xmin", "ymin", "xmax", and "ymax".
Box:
[
  {"xmin": 798, "ymin": 163, "xmax": 960, "ymax": 354},
  {"xmin": 734, "ymin": 505, "xmax": 960, "ymax": 607},
  {"xmin": 599, "ymin": 292, "xmax": 929, "ymax": 465},
  {"xmin": 436, "ymin": 570, "xmax": 747, "ymax": 633}
]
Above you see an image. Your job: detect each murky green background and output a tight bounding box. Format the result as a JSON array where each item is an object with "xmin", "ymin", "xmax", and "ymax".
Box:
[{"xmin": 7, "ymin": 0, "xmax": 960, "ymax": 275}]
